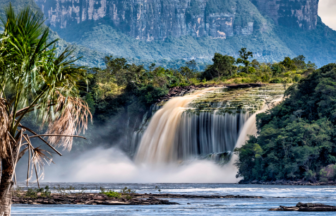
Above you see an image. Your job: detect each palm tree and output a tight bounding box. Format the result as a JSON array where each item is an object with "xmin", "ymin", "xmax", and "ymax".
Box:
[{"xmin": 0, "ymin": 4, "xmax": 91, "ymax": 215}]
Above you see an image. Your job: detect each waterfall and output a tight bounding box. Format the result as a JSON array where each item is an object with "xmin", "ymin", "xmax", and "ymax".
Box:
[
  {"xmin": 135, "ymin": 88, "xmax": 219, "ymax": 164},
  {"xmin": 134, "ymin": 85, "xmax": 285, "ymax": 165},
  {"xmin": 175, "ymin": 110, "xmax": 250, "ymax": 161}
]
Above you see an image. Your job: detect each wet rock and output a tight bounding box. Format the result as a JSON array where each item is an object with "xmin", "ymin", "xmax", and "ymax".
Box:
[
  {"xmin": 12, "ymin": 193, "xmax": 179, "ymax": 206},
  {"xmin": 158, "ymin": 83, "xmax": 266, "ymax": 102},
  {"xmin": 270, "ymin": 203, "xmax": 336, "ymax": 211}
]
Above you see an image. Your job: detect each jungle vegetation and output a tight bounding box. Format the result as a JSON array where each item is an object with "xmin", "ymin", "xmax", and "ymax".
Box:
[{"xmin": 235, "ymin": 63, "xmax": 336, "ymax": 183}]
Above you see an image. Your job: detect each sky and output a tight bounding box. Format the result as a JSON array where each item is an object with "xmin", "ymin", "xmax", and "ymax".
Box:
[{"xmin": 319, "ymin": 0, "xmax": 336, "ymax": 30}]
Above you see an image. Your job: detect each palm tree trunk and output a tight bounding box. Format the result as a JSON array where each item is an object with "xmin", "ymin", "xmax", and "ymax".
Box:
[{"xmin": 0, "ymin": 160, "xmax": 14, "ymax": 216}]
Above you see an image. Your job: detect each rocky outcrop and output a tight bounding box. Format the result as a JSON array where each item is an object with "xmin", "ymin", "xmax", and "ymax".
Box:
[
  {"xmin": 12, "ymin": 192, "xmax": 263, "ymax": 205},
  {"xmin": 34, "ymin": 0, "xmax": 261, "ymax": 41},
  {"xmin": 12, "ymin": 193, "xmax": 178, "ymax": 205},
  {"xmin": 158, "ymin": 83, "xmax": 266, "ymax": 101},
  {"xmin": 270, "ymin": 203, "xmax": 336, "ymax": 211},
  {"xmin": 251, "ymin": 0, "xmax": 319, "ymax": 30}
]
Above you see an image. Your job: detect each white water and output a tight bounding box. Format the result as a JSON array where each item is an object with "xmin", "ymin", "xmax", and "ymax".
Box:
[
  {"xmin": 228, "ymin": 97, "xmax": 283, "ymax": 175},
  {"xmin": 135, "ymin": 88, "xmax": 220, "ymax": 164},
  {"xmin": 135, "ymin": 87, "xmax": 257, "ymax": 165}
]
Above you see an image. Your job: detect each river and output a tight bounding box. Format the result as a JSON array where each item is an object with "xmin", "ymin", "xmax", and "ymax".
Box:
[{"xmin": 12, "ymin": 183, "xmax": 336, "ymax": 215}]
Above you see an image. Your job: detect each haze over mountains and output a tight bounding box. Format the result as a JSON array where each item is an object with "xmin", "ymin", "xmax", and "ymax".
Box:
[{"xmin": 3, "ymin": 0, "xmax": 336, "ymax": 68}]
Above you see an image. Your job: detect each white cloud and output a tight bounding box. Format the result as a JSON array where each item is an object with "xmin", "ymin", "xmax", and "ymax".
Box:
[{"xmin": 319, "ymin": 0, "xmax": 336, "ymax": 30}]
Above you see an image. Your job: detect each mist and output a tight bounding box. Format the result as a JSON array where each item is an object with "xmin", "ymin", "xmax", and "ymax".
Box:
[{"xmin": 41, "ymin": 147, "xmax": 240, "ymax": 183}]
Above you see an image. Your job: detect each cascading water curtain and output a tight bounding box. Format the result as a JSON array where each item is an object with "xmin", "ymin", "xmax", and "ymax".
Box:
[
  {"xmin": 134, "ymin": 108, "xmax": 252, "ymax": 163},
  {"xmin": 133, "ymin": 85, "xmax": 285, "ymax": 164},
  {"xmin": 175, "ymin": 110, "xmax": 251, "ymax": 161}
]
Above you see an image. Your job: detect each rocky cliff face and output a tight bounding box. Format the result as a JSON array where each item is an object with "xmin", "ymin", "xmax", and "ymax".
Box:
[
  {"xmin": 251, "ymin": 0, "xmax": 319, "ymax": 30},
  {"xmin": 35, "ymin": 0, "xmax": 263, "ymax": 41},
  {"xmin": 31, "ymin": 0, "xmax": 336, "ymax": 68}
]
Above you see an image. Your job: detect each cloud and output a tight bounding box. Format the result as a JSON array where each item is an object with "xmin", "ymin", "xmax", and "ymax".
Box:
[{"xmin": 319, "ymin": 0, "xmax": 336, "ymax": 30}]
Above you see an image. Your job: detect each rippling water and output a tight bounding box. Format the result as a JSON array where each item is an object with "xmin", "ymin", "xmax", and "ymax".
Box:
[{"xmin": 11, "ymin": 183, "xmax": 336, "ymax": 215}]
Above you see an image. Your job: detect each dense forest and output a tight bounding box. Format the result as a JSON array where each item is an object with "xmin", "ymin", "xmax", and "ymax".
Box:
[{"xmin": 235, "ymin": 63, "xmax": 336, "ymax": 183}]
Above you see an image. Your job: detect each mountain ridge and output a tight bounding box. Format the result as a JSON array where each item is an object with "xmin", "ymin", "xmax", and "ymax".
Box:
[{"xmin": 2, "ymin": 0, "xmax": 335, "ymax": 68}]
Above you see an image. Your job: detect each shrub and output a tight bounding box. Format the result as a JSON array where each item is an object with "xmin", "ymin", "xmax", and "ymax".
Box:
[
  {"xmin": 319, "ymin": 164, "xmax": 336, "ymax": 182},
  {"xmin": 261, "ymin": 74, "xmax": 270, "ymax": 82},
  {"xmin": 269, "ymin": 78, "xmax": 282, "ymax": 83},
  {"xmin": 126, "ymin": 195, "xmax": 133, "ymax": 200},
  {"xmin": 283, "ymin": 72, "xmax": 291, "ymax": 77},
  {"xmin": 25, "ymin": 186, "xmax": 51, "ymax": 198},
  {"xmin": 103, "ymin": 190, "xmax": 122, "ymax": 198},
  {"xmin": 293, "ymin": 74, "xmax": 301, "ymax": 82},
  {"xmin": 26, "ymin": 188, "xmax": 37, "ymax": 198},
  {"xmin": 121, "ymin": 187, "xmax": 136, "ymax": 194},
  {"xmin": 304, "ymin": 170, "xmax": 316, "ymax": 182},
  {"xmin": 238, "ymin": 72, "xmax": 247, "ymax": 77},
  {"xmin": 248, "ymin": 67, "xmax": 256, "ymax": 73}
]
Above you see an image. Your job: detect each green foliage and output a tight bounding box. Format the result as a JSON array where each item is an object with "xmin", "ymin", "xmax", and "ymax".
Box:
[
  {"xmin": 235, "ymin": 63, "xmax": 336, "ymax": 182},
  {"xmin": 270, "ymin": 78, "xmax": 282, "ymax": 83},
  {"xmin": 101, "ymin": 187, "xmax": 136, "ymax": 199},
  {"xmin": 121, "ymin": 187, "xmax": 136, "ymax": 194},
  {"xmin": 155, "ymin": 186, "xmax": 162, "ymax": 193},
  {"xmin": 25, "ymin": 186, "xmax": 51, "ymax": 198},
  {"xmin": 103, "ymin": 190, "xmax": 122, "ymax": 198},
  {"xmin": 319, "ymin": 164, "xmax": 336, "ymax": 182},
  {"xmin": 203, "ymin": 53, "xmax": 236, "ymax": 80},
  {"xmin": 26, "ymin": 188, "xmax": 38, "ymax": 198},
  {"xmin": 125, "ymin": 195, "xmax": 133, "ymax": 200},
  {"xmin": 237, "ymin": 48, "xmax": 253, "ymax": 70},
  {"xmin": 304, "ymin": 170, "xmax": 316, "ymax": 182}
]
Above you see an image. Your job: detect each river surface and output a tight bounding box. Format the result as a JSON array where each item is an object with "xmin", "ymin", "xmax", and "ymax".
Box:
[{"xmin": 11, "ymin": 183, "xmax": 336, "ymax": 215}]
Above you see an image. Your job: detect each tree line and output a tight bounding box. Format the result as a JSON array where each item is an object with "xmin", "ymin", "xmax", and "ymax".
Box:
[{"xmin": 235, "ymin": 63, "xmax": 336, "ymax": 183}]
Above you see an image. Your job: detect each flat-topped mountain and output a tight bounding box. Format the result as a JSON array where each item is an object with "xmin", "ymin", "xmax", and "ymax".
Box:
[
  {"xmin": 36, "ymin": 0, "xmax": 319, "ymax": 40},
  {"xmin": 2, "ymin": 0, "xmax": 334, "ymax": 67}
]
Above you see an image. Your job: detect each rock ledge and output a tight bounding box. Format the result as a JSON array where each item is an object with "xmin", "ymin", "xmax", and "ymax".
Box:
[{"xmin": 270, "ymin": 203, "xmax": 336, "ymax": 211}]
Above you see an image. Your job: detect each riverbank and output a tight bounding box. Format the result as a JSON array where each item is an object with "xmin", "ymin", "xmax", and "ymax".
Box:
[
  {"xmin": 12, "ymin": 193, "xmax": 177, "ymax": 205},
  {"xmin": 12, "ymin": 192, "xmax": 262, "ymax": 206}
]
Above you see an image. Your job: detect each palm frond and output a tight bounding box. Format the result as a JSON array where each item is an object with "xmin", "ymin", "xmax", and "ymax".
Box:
[{"xmin": 45, "ymin": 94, "xmax": 92, "ymax": 150}]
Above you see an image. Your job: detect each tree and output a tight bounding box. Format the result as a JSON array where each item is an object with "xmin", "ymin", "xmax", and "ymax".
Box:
[
  {"xmin": 292, "ymin": 55, "xmax": 306, "ymax": 69},
  {"xmin": 0, "ymin": 5, "xmax": 91, "ymax": 215},
  {"xmin": 280, "ymin": 57, "xmax": 297, "ymax": 70},
  {"xmin": 202, "ymin": 53, "xmax": 236, "ymax": 80},
  {"xmin": 186, "ymin": 60, "xmax": 197, "ymax": 72},
  {"xmin": 237, "ymin": 48, "xmax": 253, "ymax": 72},
  {"xmin": 235, "ymin": 63, "xmax": 336, "ymax": 182},
  {"xmin": 251, "ymin": 59, "xmax": 260, "ymax": 69},
  {"xmin": 104, "ymin": 56, "xmax": 128, "ymax": 75},
  {"xmin": 178, "ymin": 66, "xmax": 194, "ymax": 81}
]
